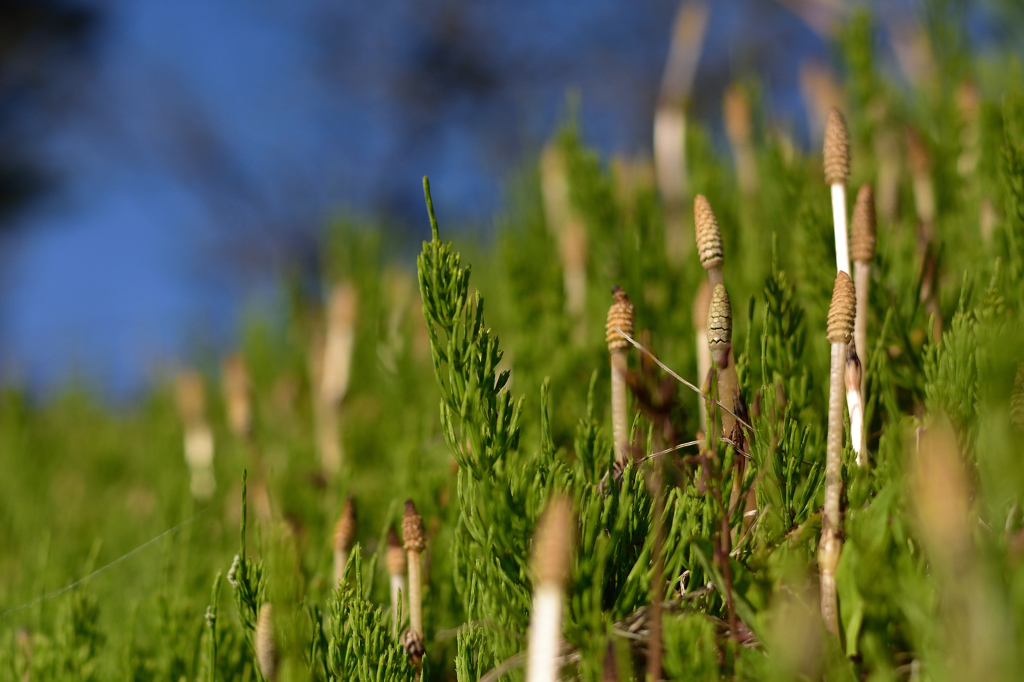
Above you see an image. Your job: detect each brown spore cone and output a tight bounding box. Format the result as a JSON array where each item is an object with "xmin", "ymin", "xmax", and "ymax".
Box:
[
  {"xmin": 333, "ymin": 496, "xmax": 357, "ymax": 552},
  {"xmin": 827, "ymin": 271, "xmax": 856, "ymax": 343},
  {"xmin": 606, "ymin": 286, "xmax": 635, "ymax": 351},
  {"xmin": 850, "ymin": 184, "xmax": 876, "ymax": 262},
  {"xmin": 694, "ymin": 195, "xmax": 724, "ymax": 270},
  {"xmin": 823, "ymin": 107, "xmax": 850, "ymax": 186},
  {"xmin": 402, "ymin": 499, "xmax": 426, "ymax": 553},
  {"xmin": 533, "ymin": 496, "xmax": 574, "ymax": 587},
  {"xmin": 386, "ymin": 526, "xmax": 407, "ymax": 575}
]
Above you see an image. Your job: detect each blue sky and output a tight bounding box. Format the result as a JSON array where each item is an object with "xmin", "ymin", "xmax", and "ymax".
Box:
[{"xmin": 4, "ymin": 0, "xmax": 939, "ymax": 397}]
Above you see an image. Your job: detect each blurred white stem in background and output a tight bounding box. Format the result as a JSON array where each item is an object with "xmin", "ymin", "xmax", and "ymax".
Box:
[
  {"xmin": 525, "ymin": 586, "xmax": 563, "ymax": 682},
  {"xmin": 390, "ymin": 573, "xmax": 406, "ymax": 636},
  {"xmin": 655, "ymin": 1, "xmax": 708, "ymax": 264}
]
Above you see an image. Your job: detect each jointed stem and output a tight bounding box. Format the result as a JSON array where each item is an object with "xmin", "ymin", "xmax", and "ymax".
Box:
[{"xmin": 820, "ymin": 341, "xmax": 848, "ymax": 639}]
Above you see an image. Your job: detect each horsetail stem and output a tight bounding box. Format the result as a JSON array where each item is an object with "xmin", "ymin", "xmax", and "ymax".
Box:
[
  {"xmin": 845, "ymin": 342, "xmax": 865, "ymax": 466},
  {"xmin": 402, "ymin": 498, "xmax": 427, "ymax": 665},
  {"xmin": 222, "ymin": 354, "xmax": 252, "ymax": 439},
  {"xmin": 386, "ymin": 526, "xmax": 407, "ymax": 637},
  {"xmin": 850, "ymin": 183, "xmax": 875, "ymax": 459},
  {"xmin": 707, "ymin": 284, "xmax": 738, "ymax": 439},
  {"xmin": 693, "ymin": 279, "xmax": 712, "ymax": 434},
  {"xmin": 820, "ymin": 271, "xmax": 856, "ymax": 639},
  {"xmin": 607, "ymin": 286, "xmax": 635, "ymax": 464},
  {"xmin": 824, "ymin": 107, "xmax": 851, "ymax": 274},
  {"xmin": 723, "ymin": 83, "xmax": 757, "ymax": 195},
  {"xmin": 332, "ymin": 496, "xmax": 356, "ymax": 587},
  {"xmin": 255, "ymin": 602, "xmax": 277, "ymax": 681},
  {"xmin": 525, "ymin": 496, "xmax": 573, "ymax": 682}
]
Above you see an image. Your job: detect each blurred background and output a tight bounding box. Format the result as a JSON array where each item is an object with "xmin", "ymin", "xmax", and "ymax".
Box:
[{"xmin": 0, "ymin": 0, "xmax": 1017, "ymax": 398}]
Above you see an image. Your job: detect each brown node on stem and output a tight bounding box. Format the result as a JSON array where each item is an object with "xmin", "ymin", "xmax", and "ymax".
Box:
[
  {"xmin": 402, "ymin": 629, "xmax": 426, "ymax": 665},
  {"xmin": 694, "ymin": 195, "xmax": 724, "ymax": 270},
  {"xmin": 845, "ymin": 341, "xmax": 863, "ymax": 389},
  {"xmin": 402, "ymin": 499, "xmax": 426, "ymax": 553},
  {"xmin": 707, "ymin": 284, "xmax": 732, "ymax": 353},
  {"xmin": 333, "ymin": 497, "xmax": 356, "ymax": 552},
  {"xmin": 850, "ymin": 184, "xmax": 877, "ymax": 262},
  {"xmin": 386, "ymin": 526, "xmax": 407, "ymax": 575},
  {"xmin": 533, "ymin": 496, "xmax": 574, "ymax": 587},
  {"xmin": 606, "ymin": 286, "xmax": 635, "ymax": 351},
  {"xmin": 826, "ymin": 271, "xmax": 856, "ymax": 343},
  {"xmin": 823, "ymin": 107, "xmax": 850, "ymax": 186}
]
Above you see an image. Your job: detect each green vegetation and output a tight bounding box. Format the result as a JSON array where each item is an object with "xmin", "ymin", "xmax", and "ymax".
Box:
[{"xmin": 4, "ymin": 9, "xmax": 1024, "ymax": 681}]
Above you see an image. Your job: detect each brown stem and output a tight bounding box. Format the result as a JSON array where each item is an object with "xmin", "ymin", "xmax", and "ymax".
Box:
[
  {"xmin": 703, "ymin": 371, "xmax": 738, "ymax": 640},
  {"xmin": 854, "ymin": 260, "xmax": 870, "ymax": 452},
  {"xmin": 611, "ymin": 350, "xmax": 630, "ymax": 464},
  {"xmin": 819, "ymin": 341, "xmax": 847, "ymax": 639}
]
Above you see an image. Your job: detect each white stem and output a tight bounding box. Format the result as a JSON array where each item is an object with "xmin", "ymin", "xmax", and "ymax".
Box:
[
  {"xmin": 696, "ymin": 328, "xmax": 710, "ymax": 428},
  {"xmin": 525, "ymin": 585, "xmax": 563, "ymax": 682},
  {"xmin": 846, "ymin": 387, "xmax": 864, "ymax": 464},
  {"xmin": 830, "ymin": 184, "xmax": 850, "ymax": 274},
  {"xmin": 317, "ymin": 402, "xmax": 342, "ymax": 475},
  {"xmin": 611, "ymin": 351, "xmax": 629, "ymax": 464},
  {"xmin": 390, "ymin": 573, "xmax": 406, "ymax": 636},
  {"xmin": 408, "ymin": 550, "xmax": 423, "ymax": 636},
  {"xmin": 654, "ymin": 105, "xmax": 688, "ymax": 264}
]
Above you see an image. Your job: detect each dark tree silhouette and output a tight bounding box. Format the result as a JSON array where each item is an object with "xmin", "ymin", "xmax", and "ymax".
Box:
[{"xmin": 0, "ymin": 0, "xmax": 99, "ymax": 230}]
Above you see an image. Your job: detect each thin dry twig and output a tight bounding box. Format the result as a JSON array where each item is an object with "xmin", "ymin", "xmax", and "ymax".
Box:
[
  {"xmin": 611, "ymin": 326, "xmax": 752, "ymax": 430},
  {"xmin": 637, "ymin": 440, "xmax": 703, "ymax": 463}
]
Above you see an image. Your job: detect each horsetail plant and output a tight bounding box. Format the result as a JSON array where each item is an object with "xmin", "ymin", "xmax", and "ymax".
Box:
[
  {"xmin": 255, "ymin": 603, "xmax": 277, "ymax": 682},
  {"xmin": 707, "ymin": 284, "xmax": 739, "ymax": 440},
  {"xmin": 333, "ymin": 496, "xmax": 356, "ymax": 587},
  {"xmin": 204, "ymin": 572, "xmax": 222, "ymax": 682},
  {"xmin": 723, "ymin": 82, "xmax": 757, "ymax": 196},
  {"xmin": 607, "ymin": 286, "xmax": 635, "ymax": 464},
  {"xmin": 401, "ymin": 498, "xmax": 426, "ymax": 666},
  {"xmin": 695, "ymin": 195, "xmax": 744, "ymax": 438},
  {"xmin": 221, "ymin": 354, "xmax": 252, "ymax": 439},
  {"xmin": 845, "ymin": 345, "xmax": 865, "ymax": 466},
  {"xmin": 524, "ymin": 496, "xmax": 573, "ymax": 682},
  {"xmin": 824, "ymin": 107, "xmax": 851, "ymax": 275},
  {"xmin": 539, "ymin": 143, "xmax": 588, "ymax": 321},
  {"xmin": 386, "ymin": 526, "xmax": 407, "ymax": 637},
  {"xmin": 693, "ymin": 279, "xmax": 712, "ymax": 430},
  {"xmin": 850, "ymin": 183, "xmax": 875, "ymax": 459},
  {"xmin": 654, "ymin": 1, "xmax": 709, "ymax": 263},
  {"xmin": 175, "ymin": 370, "xmax": 216, "ymax": 500},
  {"xmin": 819, "ymin": 270, "xmax": 855, "ymax": 639},
  {"xmin": 228, "ymin": 471, "xmax": 268, "ymax": 674}
]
